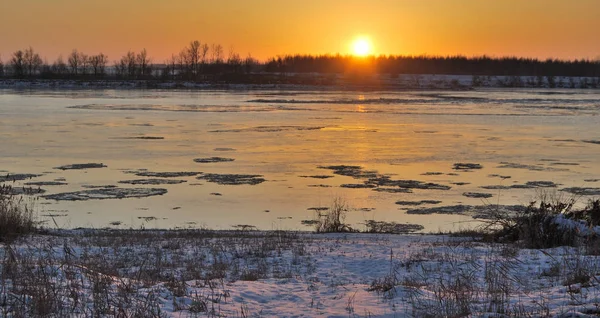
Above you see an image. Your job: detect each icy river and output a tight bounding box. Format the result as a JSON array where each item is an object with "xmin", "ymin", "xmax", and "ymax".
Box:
[{"xmin": 1, "ymin": 88, "xmax": 599, "ymax": 231}]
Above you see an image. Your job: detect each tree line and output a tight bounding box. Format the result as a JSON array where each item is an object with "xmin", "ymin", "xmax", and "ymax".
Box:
[
  {"xmin": 0, "ymin": 40, "xmax": 258, "ymax": 81},
  {"xmin": 1, "ymin": 42, "xmax": 600, "ymax": 81},
  {"xmin": 264, "ymin": 54, "xmax": 600, "ymax": 77}
]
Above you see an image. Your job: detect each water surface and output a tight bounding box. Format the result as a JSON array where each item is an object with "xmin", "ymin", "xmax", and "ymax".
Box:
[{"xmin": 1, "ymin": 88, "xmax": 599, "ymax": 231}]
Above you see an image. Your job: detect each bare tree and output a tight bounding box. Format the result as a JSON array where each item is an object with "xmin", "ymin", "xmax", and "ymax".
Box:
[
  {"xmin": 164, "ymin": 54, "xmax": 177, "ymax": 80},
  {"xmin": 201, "ymin": 43, "xmax": 210, "ymax": 63},
  {"xmin": 79, "ymin": 53, "xmax": 89, "ymax": 75},
  {"xmin": 52, "ymin": 55, "xmax": 69, "ymax": 76},
  {"xmin": 114, "ymin": 59, "xmax": 127, "ymax": 78},
  {"xmin": 186, "ymin": 40, "xmax": 201, "ymax": 77},
  {"xmin": 227, "ymin": 46, "xmax": 242, "ymax": 73},
  {"xmin": 40, "ymin": 58, "xmax": 52, "ymax": 77},
  {"xmin": 89, "ymin": 53, "xmax": 108, "ymax": 78},
  {"xmin": 121, "ymin": 51, "xmax": 137, "ymax": 78},
  {"xmin": 136, "ymin": 49, "xmax": 151, "ymax": 78},
  {"xmin": 244, "ymin": 54, "xmax": 257, "ymax": 74},
  {"xmin": 177, "ymin": 48, "xmax": 189, "ymax": 78},
  {"xmin": 23, "ymin": 47, "xmax": 43, "ymax": 77},
  {"xmin": 11, "ymin": 50, "xmax": 25, "ymax": 78},
  {"xmin": 68, "ymin": 49, "xmax": 81, "ymax": 75},
  {"xmin": 211, "ymin": 44, "xmax": 224, "ymax": 64},
  {"xmin": 0, "ymin": 55, "xmax": 4, "ymax": 77}
]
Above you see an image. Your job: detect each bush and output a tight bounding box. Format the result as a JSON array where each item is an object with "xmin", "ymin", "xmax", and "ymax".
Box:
[
  {"xmin": 485, "ymin": 192, "xmax": 600, "ymax": 249},
  {"xmin": 487, "ymin": 202, "xmax": 577, "ymax": 248},
  {"xmin": 0, "ymin": 185, "xmax": 36, "ymax": 241},
  {"xmin": 517, "ymin": 202, "xmax": 578, "ymax": 248}
]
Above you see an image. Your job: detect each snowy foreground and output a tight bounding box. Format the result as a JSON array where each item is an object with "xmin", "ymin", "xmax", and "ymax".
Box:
[{"xmin": 2, "ymin": 230, "xmax": 600, "ymax": 317}]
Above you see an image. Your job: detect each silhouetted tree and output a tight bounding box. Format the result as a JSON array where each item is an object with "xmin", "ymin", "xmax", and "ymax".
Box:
[
  {"xmin": 177, "ymin": 48, "xmax": 188, "ymax": 78},
  {"xmin": 227, "ymin": 46, "xmax": 242, "ymax": 74},
  {"xmin": 23, "ymin": 47, "xmax": 43, "ymax": 77},
  {"xmin": 211, "ymin": 44, "xmax": 224, "ymax": 64},
  {"xmin": 136, "ymin": 49, "xmax": 151, "ymax": 78},
  {"xmin": 164, "ymin": 54, "xmax": 177, "ymax": 80},
  {"xmin": 244, "ymin": 54, "xmax": 257, "ymax": 74},
  {"xmin": 114, "ymin": 58, "xmax": 127, "ymax": 78},
  {"xmin": 79, "ymin": 53, "xmax": 89, "ymax": 75},
  {"xmin": 39, "ymin": 58, "xmax": 54, "ymax": 78},
  {"xmin": 5, "ymin": 41, "xmax": 600, "ymax": 82},
  {"xmin": 120, "ymin": 51, "xmax": 137, "ymax": 79},
  {"xmin": 89, "ymin": 53, "xmax": 108, "ymax": 78},
  {"xmin": 68, "ymin": 49, "xmax": 83, "ymax": 76},
  {"xmin": 10, "ymin": 50, "xmax": 25, "ymax": 78},
  {"xmin": 186, "ymin": 40, "xmax": 201, "ymax": 77},
  {"xmin": 52, "ymin": 55, "xmax": 69, "ymax": 76},
  {"xmin": 200, "ymin": 43, "xmax": 210, "ymax": 75},
  {"xmin": 0, "ymin": 56, "xmax": 4, "ymax": 77},
  {"xmin": 260, "ymin": 54, "xmax": 600, "ymax": 78},
  {"xmin": 209, "ymin": 44, "xmax": 224, "ymax": 75}
]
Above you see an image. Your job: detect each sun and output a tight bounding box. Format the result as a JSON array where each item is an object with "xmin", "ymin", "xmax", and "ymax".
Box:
[{"xmin": 352, "ymin": 37, "xmax": 372, "ymax": 56}]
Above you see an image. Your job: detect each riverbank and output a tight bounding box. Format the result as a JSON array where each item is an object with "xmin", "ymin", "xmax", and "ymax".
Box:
[
  {"xmin": 2, "ymin": 228, "xmax": 600, "ymax": 317},
  {"xmin": 2, "ymin": 73, "xmax": 600, "ymax": 91}
]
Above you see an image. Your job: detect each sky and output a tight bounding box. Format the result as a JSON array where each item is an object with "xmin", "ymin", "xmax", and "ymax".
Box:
[{"xmin": 1, "ymin": 0, "xmax": 600, "ymax": 63}]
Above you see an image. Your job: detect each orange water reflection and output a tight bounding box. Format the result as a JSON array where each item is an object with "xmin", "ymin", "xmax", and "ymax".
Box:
[{"xmin": 1, "ymin": 89, "xmax": 599, "ymax": 232}]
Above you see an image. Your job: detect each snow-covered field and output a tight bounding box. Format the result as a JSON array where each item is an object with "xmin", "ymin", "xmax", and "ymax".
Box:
[{"xmin": 3, "ymin": 230, "xmax": 600, "ymax": 317}]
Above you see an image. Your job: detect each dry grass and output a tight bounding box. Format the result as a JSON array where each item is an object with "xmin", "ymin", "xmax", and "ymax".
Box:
[
  {"xmin": 479, "ymin": 191, "xmax": 600, "ymax": 249},
  {"xmin": 0, "ymin": 229, "xmax": 313, "ymax": 316},
  {"xmin": 314, "ymin": 197, "xmax": 354, "ymax": 233},
  {"xmin": 0, "ymin": 185, "xmax": 36, "ymax": 242}
]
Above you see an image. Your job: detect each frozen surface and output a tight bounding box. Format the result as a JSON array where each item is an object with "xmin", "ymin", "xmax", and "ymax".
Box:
[{"xmin": 1, "ymin": 88, "xmax": 600, "ymax": 230}]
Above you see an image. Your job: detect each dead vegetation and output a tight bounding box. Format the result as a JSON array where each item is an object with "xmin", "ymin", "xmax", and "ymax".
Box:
[
  {"xmin": 0, "ymin": 229, "xmax": 312, "ymax": 316},
  {"xmin": 0, "ymin": 185, "xmax": 37, "ymax": 242},
  {"xmin": 481, "ymin": 191, "xmax": 600, "ymax": 249},
  {"xmin": 314, "ymin": 197, "xmax": 354, "ymax": 233}
]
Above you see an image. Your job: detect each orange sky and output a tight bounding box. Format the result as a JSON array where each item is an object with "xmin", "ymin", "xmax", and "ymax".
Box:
[{"xmin": 1, "ymin": 0, "xmax": 599, "ymax": 63}]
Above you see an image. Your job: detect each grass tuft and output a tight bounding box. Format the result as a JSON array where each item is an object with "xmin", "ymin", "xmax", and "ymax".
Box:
[
  {"xmin": 314, "ymin": 197, "xmax": 354, "ymax": 233},
  {"xmin": 0, "ymin": 185, "xmax": 36, "ymax": 242}
]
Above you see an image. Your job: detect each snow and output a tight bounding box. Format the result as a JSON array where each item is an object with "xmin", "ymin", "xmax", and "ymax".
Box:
[
  {"xmin": 553, "ymin": 214, "xmax": 600, "ymax": 236},
  {"xmin": 3, "ymin": 230, "xmax": 600, "ymax": 317}
]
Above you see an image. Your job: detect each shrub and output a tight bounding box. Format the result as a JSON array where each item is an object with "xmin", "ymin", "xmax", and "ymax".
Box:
[
  {"xmin": 484, "ymin": 192, "xmax": 600, "ymax": 249},
  {"xmin": 487, "ymin": 201, "xmax": 577, "ymax": 248}
]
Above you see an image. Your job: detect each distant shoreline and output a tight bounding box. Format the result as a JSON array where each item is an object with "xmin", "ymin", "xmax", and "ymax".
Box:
[{"xmin": 2, "ymin": 74, "xmax": 600, "ymax": 91}]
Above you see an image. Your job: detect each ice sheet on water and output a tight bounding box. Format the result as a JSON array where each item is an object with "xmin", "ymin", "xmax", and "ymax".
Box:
[
  {"xmin": 43, "ymin": 188, "xmax": 168, "ymax": 201},
  {"xmin": 69, "ymin": 103, "xmax": 276, "ymax": 113}
]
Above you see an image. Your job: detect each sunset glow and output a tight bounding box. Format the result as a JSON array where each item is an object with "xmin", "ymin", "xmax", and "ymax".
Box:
[{"xmin": 0, "ymin": 1, "xmax": 599, "ymax": 62}]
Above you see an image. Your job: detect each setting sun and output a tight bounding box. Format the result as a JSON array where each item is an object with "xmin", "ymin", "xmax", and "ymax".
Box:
[{"xmin": 352, "ymin": 37, "xmax": 372, "ymax": 56}]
